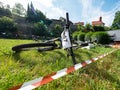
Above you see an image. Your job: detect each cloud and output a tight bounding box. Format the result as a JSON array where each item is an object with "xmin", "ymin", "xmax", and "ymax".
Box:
[
  {"xmin": 1, "ymin": 0, "xmax": 120, "ymax": 26},
  {"xmin": 1, "ymin": 0, "xmax": 66, "ymax": 19},
  {"xmin": 78, "ymin": 0, "xmax": 120, "ymax": 26},
  {"xmin": 32, "ymin": 0, "xmax": 66, "ymax": 19}
]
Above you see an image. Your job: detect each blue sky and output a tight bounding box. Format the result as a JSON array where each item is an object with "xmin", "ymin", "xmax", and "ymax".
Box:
[{"xmin": 1, "ymin": 0, "xmax": 120, "ymax": 26}]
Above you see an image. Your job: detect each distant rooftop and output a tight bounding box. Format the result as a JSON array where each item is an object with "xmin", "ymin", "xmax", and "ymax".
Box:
[
  {"xmin": 74, "ymin": 22, "xmax": 84, "ymax": 25},
  {"xmin": 107, "ymin": 30, "xmax": 120, "ymax": 41},
  {"xmin": 92, "ymin": 17, "xmax": 105, "ymax": 26}
]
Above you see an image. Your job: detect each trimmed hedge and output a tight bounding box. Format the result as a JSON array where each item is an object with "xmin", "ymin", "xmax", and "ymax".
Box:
[
  {"xmin": 72, "ymin": 31, "xmax": 110, "ymax": 44},
  {"xmin": 77, "ymin": 32, "xmax": 85, "ymax": 41},
  {"xmin": 72, "ymin": 32, "xmax": 78, "ymax": 41},
  {"xmin": 91, "ymin": 32, "xmax": 110, "ymax": 44},
  {"xmin": 85, "ymin": 32, "xmax": 93, "ymax": 42}
]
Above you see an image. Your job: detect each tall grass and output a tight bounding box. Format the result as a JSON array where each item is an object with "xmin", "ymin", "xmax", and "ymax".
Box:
[{"xmin": 0, "ymin": 39, "xmax": 119, "ymax": 90}]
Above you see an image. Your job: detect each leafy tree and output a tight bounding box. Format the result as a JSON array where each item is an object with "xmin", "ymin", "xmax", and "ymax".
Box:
[
  {"xmin": 0, "ymin": 7, "xmax": 12, "ymax": 17},
  {"xmin": 84, "ymin": 23, "xmax": 94, "ymax": 32},
  {"xmin": 0, "ymin": 16, "xmax": 17, "ymax": 37},
  {"xmin": 77, "ymin": 24, "xmax": 85, "ymax": 32},
  {"xmin": 12, "ymin": 3, "xmax": 26, "ymax": 16},
  {"xmin": 33, "ymin": 21, "xmax": 48, "ymax": 37},
  {"xmin": 51, "ymin": 24, "xmax": 63, "ymax": 37},
  {"xmin": 26, "ymin": 2, "xmax": 46, "ymax": 23},
  {"xmin": 104, "ymin": 26, "xmax": 110, "ymax": 31},
  {"xmin": 111, "ymin": 11, "xmax": 120, "ymax": 29},
  {"xmin": 93, "ymin": 25, "xmax": 105, "ymax": 31}
]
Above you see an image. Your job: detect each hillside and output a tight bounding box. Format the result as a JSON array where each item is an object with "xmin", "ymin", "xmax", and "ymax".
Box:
[
  {"xmin": 0, "ymin": 39, "xmax": 120, "ymax": 90},
  {"xmin": 12, "ymin": 14, "xmax": 34, "ymax": 38}
]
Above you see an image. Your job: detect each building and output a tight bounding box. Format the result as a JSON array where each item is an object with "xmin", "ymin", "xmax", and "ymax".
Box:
[
  {"xmin": 74, "ymin": 22, "xmax": 84, "ymax": 26},
  {"xmin": 92, "ymin": 17, "xmax": 105, "ymax": 26},
  {"xmin": 107, "ymin": 30, "xmax": 120, "ymax": 45}
]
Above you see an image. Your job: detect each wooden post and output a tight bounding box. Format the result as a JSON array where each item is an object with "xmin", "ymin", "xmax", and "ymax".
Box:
[{"xmin": 66, "ymin": 12, "xmax": 77, "ymax": 65}]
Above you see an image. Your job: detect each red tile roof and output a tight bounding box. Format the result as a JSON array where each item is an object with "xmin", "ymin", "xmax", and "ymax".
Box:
[
  {"xmin": 92, "ymin": 16, "xmax": 105, "ymax": 26},
  {"xmin": 92, "ymin": 21, "xmax": 104, "ymax": 26},
  {"xmin": 75, "ymin": 22, "xmax": 84, "ymax": 25}
]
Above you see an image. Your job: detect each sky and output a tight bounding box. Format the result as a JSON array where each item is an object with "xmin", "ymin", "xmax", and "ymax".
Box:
[{"xmin": 1, "ymin": 0, "xmax": 120, "ymax": 26}]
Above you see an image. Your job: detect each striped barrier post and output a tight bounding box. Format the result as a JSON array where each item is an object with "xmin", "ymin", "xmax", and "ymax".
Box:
[{"xmin": 9, "ymin": 49, "xmax": 117, "ymax": 90}]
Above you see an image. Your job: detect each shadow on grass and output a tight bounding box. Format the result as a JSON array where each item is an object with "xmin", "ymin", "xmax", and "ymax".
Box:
[
  {"xmin": 39, "ymin": 50, "xmax": 69, "ymax": 65},
  {"xmin": 75, "ymin": 49, "xmax": 94, "ymax": 62},
  {"xmin": 12, "ymin": 52, "xmax": 38, "ymax": 67}
]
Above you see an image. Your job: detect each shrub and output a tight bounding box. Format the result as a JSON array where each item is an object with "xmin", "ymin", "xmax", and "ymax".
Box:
[
  {"xmin": 93, "ymin": 26, "xmax": 105, "ymax": 31},
  {"xmin": 85, "ymin": 32, "xmax": 93, "ymax": 42},
  {"xmin": 72, "ymin": 32, "xmax": 79, "ymax": 41},
  {"xmin": 0, "ymin": 16, "xmax": 17, "ymax": 38},
  {"xmin": 91, "ymin": 32, "xmax": 110, "ymax": 44},
  {"xmin": 77, "ymin": 32, "xmax": 85, "ymax": 41}
]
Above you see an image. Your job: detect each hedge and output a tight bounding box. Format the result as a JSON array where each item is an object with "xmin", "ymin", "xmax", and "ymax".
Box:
[{"xmin": 91, "ymin": 32, "xmax": 110, "ymax": 44}]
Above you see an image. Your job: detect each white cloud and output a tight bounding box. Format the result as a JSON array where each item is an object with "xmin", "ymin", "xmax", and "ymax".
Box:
[
  {"xmin": 32, "ymin": 0, "xmax": 66, "ymax": 19},
  {"xmin": 1, "ymin": 0, "xmax": 120, "ymax": 26},
  {"xmin": 0, "ymin": 0, "xmax": 66, "ymax": 19},
  {"xmin": 78, "ymin": 0, "xmax": 120, "ymax": 26}
]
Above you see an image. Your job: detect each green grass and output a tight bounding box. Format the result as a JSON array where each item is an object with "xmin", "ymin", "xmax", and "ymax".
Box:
[{"xmin": 0, "ymin": 39, "xmax": 120, "ymax": 90}]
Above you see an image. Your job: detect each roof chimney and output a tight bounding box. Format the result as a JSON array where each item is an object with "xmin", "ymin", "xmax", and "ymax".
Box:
[{"xmin": 99, "ymin": 16, "xmax": 102, "ymax": 22}]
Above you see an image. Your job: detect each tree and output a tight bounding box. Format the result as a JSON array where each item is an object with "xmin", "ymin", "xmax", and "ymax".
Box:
[
  {"xmin": 0, "ymin": 7, "xmax": 12, "ymax": 17},
  {"xmin": 77, "ymin": 24, "xmax": 85, "ymax": 32},
  {"xmin": 93, "ymin": 25, "xmax": 105, "ymax": 31},
  {"xmin": 12, "ymin": 3, "xmax": 26, "ymax": 16},
  {"xmin": 33, "ymin": 21, "xmax": 48, "ymax": 37},
  {"xmin": 51, "ymin": 24, "xmax": 63, "ymax": 37},
  {"xmin": 26, "ymin": 2, "xmax": 46, "ymax": 23},
  {"xmin": 0, "ymin": 16, "xmax": 17, "ymax": 37},
  {"xmin": 111, "ymin": 11, "xmax": 120, "ymax": 29},
  {"xmin": 84, "ymin": 23, "xmax": 94, "ymax": 32}
]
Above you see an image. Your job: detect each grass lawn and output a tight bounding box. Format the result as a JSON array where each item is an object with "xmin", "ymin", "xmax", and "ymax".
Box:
[{"xmin": 0, "ymin": 39, "xmax": 120, "ymax": 90}]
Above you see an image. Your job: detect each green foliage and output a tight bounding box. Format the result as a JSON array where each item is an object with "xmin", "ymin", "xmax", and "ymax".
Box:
[
  {"xmin": 77, "ymin": 24, "xmax": 85, "ymax": 32},
  {"xmin": 77, "ymin": 32, "xmax": 85, "ymax": 41},
  {"xmin": 0, "ymin": 16, "xmax": 17, "ymax": 37},
  {"xmin": 111, "ymin": 11, "xmax": 120, "ymax": 29},
  {"xmin": 33, "ymin": 21, "xmax": 48, "ymax": 37},
  {"xmin": 91, "ymin": 32, "xmax": 110, "ymax": 44},
  {"xmin": 72, "ymin": 32, "xmax": 78, "ymax": 41},
  {"xmin": 51, "ymin": 24, "xmax": 63, "ymax": 37},
  {"xmin": 85, "ymin": 32, "xmax": 93, "ymax": 42},
  {"xmin": 12, "ymin": 3, "xmax": 26, "ymax": 16},
  {"xmin": 93, "ymin": 25, "xmax": 105, "ymax": 31},
  {"xmin": 0, "ymin": 7, "xmax": 12, "ymax": 17},
  {"xmin": 85, "ymin": 23, "xmax": 94, "ymax": 32},
  {"xmin": 26, "ymin": 2, "xmax": 46, "ymax": 23},
  {"xmin": 104, "ymin": 26, "xmax": 110, "ymax": 31}
]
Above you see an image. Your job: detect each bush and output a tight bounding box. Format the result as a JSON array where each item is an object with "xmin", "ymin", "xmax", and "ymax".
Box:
[
  {"xmin": 33, "ymin": 22, "xmax": 48, "ymax": 37},
  {"xmin": 0, "ymin": 16, "xmax": 17, "ymax": 38},
  {"xmin": 93, "ymin": 26, "xmax": 105, "ymax": 31},
  {"xmin": 91, "ymin": 32, "xmax": 110, "ymax": 44},
  {"xmin": 72, "ymin": 32, "xmax": 79, "ymax": 41},
  {"xmin": 77, "ymin": 32, "xmax": 85, "ymax": 41},
  {"xmin": 85, "ymin": 32, "xmax": 93, "ymax": 42},
  {"xmin": 0, "ymin": 7, "xmax": 12, "ymax": 17}
]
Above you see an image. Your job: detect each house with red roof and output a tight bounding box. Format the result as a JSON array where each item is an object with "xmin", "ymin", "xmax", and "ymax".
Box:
[
  {"xmin": 74, "ymin": 22, "xmax": 84, "ymax": 26},
  {"xmin": 92, "ymin": 17, "xmax": 105, "ymax": 26}
]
